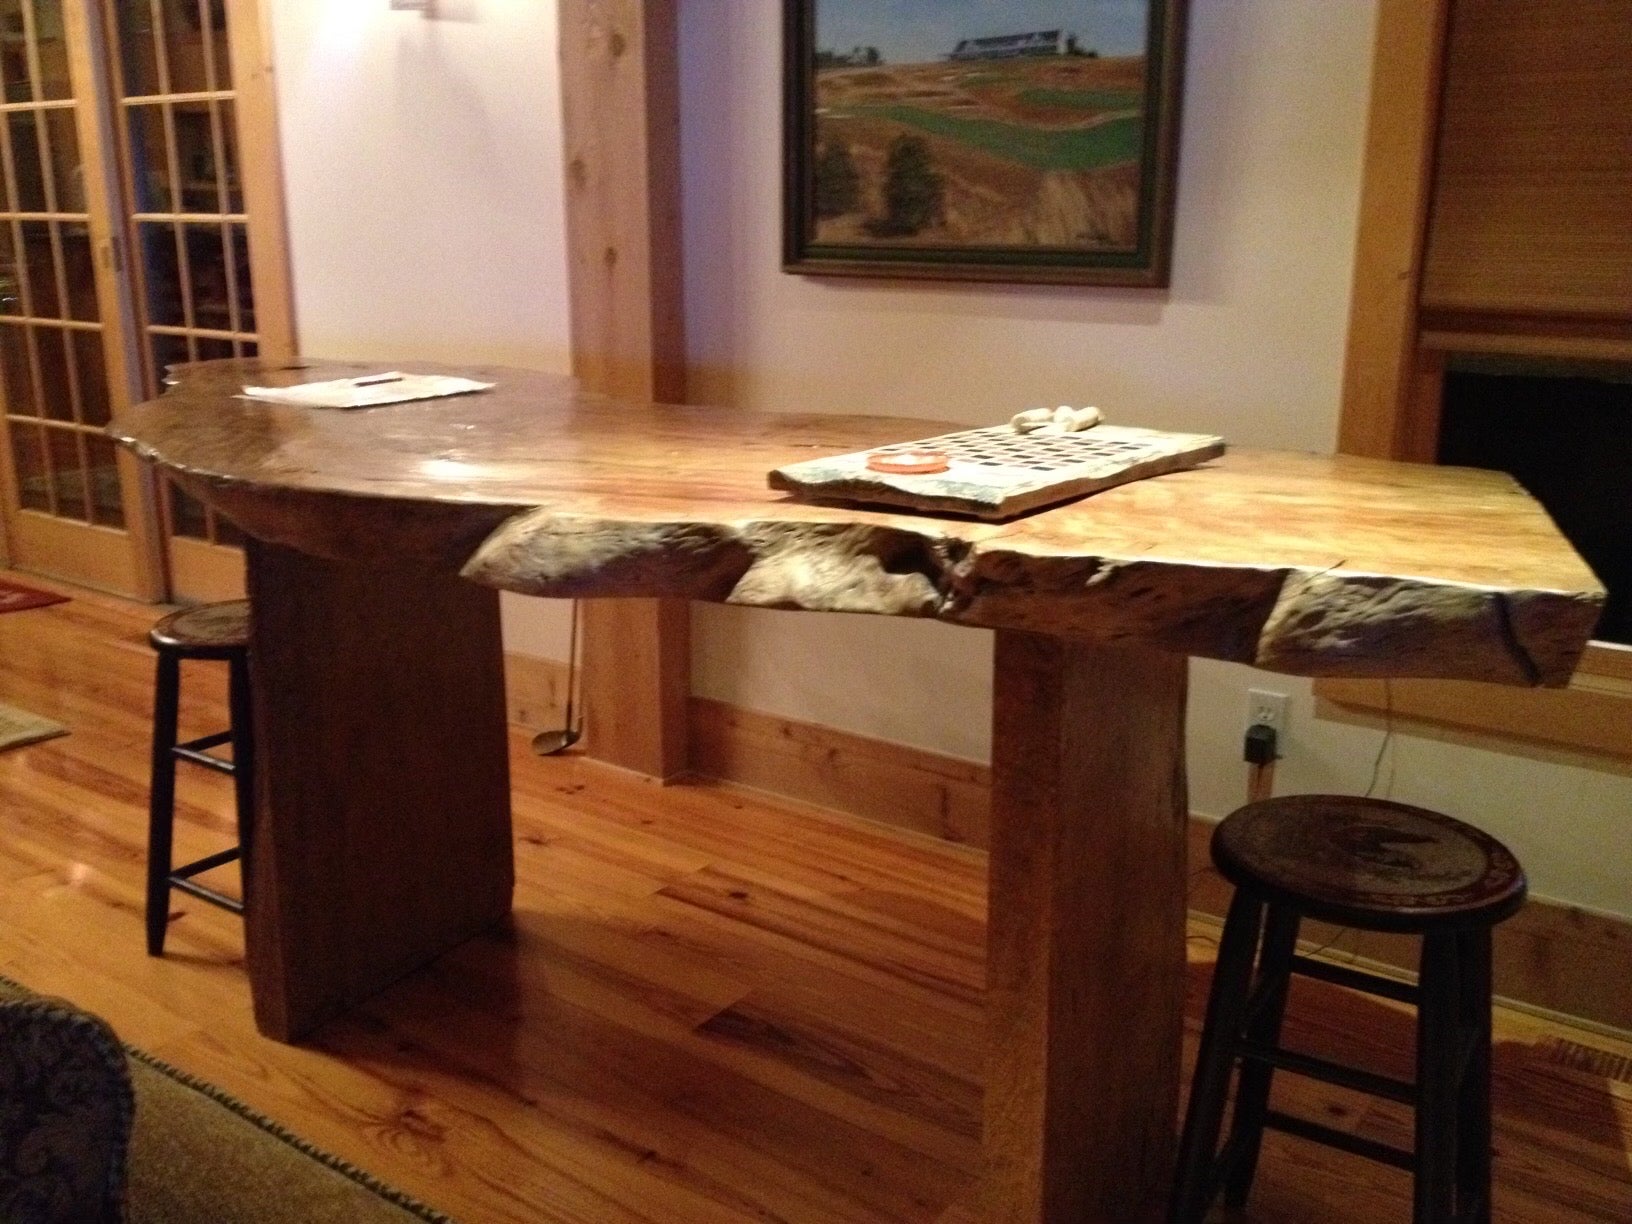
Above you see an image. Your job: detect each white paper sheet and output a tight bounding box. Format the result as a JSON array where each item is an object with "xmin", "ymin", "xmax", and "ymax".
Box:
[{"xmin": 240, "ymin": 372, "xmax": 494, "ymax": 410}]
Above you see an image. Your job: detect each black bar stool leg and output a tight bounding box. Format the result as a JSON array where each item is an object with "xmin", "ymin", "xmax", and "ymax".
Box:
[
  {"xmin": 1414, "ymin": 930, "xmax": 1462, "ymax": 1224},
  {"xmin": 1169, "ymin": 890, "xmax": 1265, "ymax": 1224},
  {"xmin": 227, "ymin": 651, "xmax": 255, "ymax": 891},
  {"xmin": 145, "ymin": 652, "xmax": 181, "ymax": 957},
  {"xmin": 1455, "ymin": 926, "xmax": 1494, "ymax": 1224},
  {"xmin": 1222, "ymin": 904, "xmax": 1302, "ymax": 1209}
]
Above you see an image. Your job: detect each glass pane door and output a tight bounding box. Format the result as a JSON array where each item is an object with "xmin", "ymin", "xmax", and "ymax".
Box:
[
  {"xmin": 0, "ymin": 0, "xmax": 153, "ymax": 595},
  {"xmin": 110, "ymin": 0, "xmax": 259, "ymax": 599}
]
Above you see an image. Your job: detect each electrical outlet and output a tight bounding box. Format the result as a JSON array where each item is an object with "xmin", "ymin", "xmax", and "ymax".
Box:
[{"xmin": 1246, "ymin": 688, "xmax": 1289, "ymax": 737}]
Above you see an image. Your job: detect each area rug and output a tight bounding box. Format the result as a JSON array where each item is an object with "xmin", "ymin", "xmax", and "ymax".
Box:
[
  {"xmin": 0, "ymin": 702, "xmax": 68, "ymax": 752},
  {"xmin": 0, "ymin": 577, "xmax": 69, "ymax": 614},
  {"xmin": 0, "ymin": 974, "xmax": 456, "ymax": 1223}
]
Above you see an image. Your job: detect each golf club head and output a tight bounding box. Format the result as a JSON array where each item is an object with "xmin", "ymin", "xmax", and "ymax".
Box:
[{"xmin": 531, "ymin": 726, "xmax": 581, "ymax": 756}]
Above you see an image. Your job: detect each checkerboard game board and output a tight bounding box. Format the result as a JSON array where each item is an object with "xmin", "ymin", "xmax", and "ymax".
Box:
[{"xmin": 769, "ymin": 423, "xmax": 1225, "ymax": 520}]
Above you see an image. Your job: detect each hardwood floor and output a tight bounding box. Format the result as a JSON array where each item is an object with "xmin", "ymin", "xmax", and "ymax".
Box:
[{"xmin": 1, "ymin": 574, "xmax": 1629, "ymax": 1222}]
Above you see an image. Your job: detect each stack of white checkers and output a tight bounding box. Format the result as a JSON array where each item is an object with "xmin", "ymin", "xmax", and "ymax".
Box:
[{"xmin": 769, "ymin": 423, "xmax": 1226, "ymax": 521}]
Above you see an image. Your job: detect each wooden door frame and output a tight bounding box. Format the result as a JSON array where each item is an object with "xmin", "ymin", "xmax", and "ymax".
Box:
[{"xmin": 557, "ymin": 0, "xmax": 690, "ymax": 780}]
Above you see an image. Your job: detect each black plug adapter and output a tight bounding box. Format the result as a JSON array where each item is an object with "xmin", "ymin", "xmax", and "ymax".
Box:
[{"xmin": 1243, "ymin": 722, "xmax": 1279, "ymax": 765}]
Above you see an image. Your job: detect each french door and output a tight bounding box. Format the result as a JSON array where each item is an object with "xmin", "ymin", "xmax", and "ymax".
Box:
[
  {"xmin": 0, "ymin": 0, "xmax": 290, "ymax": 601},
  {"xmin": 0, "ymin": 0, "xmax": 156, "ymax": 594},
  {"xmin": 110, "ymin": 0, "xmax": 292, "ymax": 600}
]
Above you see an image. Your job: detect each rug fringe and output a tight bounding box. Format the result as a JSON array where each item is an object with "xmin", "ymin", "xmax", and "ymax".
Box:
[{"xmin": 0, "ymin": 971, "xmax": 456, "ymax": 1223}]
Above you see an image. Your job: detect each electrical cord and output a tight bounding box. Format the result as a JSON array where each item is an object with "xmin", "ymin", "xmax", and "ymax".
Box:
[{"xmin": 1363, "ymin": 678, "xmax": 1396, "ymax": 799}]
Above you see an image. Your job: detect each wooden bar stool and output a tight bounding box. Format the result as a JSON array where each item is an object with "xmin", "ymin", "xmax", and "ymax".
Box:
[
  {"xmin": 146, "ymin": 600, "xmax": 254, "ymax": 956},
  {"xmin": 1170, "ymin": 794, "xmax": 1526, "ymax": 1224}
]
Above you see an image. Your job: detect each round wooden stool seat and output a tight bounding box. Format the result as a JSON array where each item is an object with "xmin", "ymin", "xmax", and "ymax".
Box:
[
  {"xmin": 148, "ymin": 599, "xmax": 250, "ymax": 659},
  {"xmin": 1213, "ymin": 794, "xmax": 1526, "ymax": 933}
]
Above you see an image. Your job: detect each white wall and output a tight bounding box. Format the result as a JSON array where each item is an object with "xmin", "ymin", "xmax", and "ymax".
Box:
[
  {"xmin": 267, "ymin": 0, "xmax": 574, "ymax": 655},
  {"xmin": 677, "ymin": 0, "xmax": 1632, "ymax": 919}
]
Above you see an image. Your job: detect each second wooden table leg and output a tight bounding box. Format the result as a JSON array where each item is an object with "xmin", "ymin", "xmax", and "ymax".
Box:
[
  {"xmin": 985, "ymin": 632, "xmax": 1189, "ymax": 1223},
  {"xmin": 243, "ymin": 541, "xmax": 515, "ymax": 1041}
]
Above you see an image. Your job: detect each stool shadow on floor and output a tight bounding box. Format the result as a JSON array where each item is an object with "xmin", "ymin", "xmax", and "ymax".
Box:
[{"xmin": 1180, "ymin": 956, "xmax": 1632, "ymax": 1222}]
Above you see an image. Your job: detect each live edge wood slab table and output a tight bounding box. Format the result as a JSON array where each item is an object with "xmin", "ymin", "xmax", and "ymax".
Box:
[{"xmin": 112, "ymin": 360, "xmax": 1604, "ymax": 1224}]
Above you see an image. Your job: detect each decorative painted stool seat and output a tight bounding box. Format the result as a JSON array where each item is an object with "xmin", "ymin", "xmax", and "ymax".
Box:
[
  {"xmin": 149, "ymin": 600, "xmax": 253, "ymax": 658},
  {"xmin": 1170, "ymin": 794, "xmax": 1526, "ymax": 1224},
  {"xmin": 146, "ymin": 600, "xmax": 254, "ymax": 956}
]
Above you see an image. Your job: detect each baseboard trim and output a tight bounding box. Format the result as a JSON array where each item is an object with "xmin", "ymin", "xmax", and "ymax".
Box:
[
  {"xmin": 690, "ymin": 697, "xmax": 992, "ymax": 847},
  {"xmin": 504, "ymin": 651, "xmax": 1632, "ymax": 1034}
]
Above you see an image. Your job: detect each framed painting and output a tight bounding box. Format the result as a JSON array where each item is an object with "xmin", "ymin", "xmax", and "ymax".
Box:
[{"xmin": 783, "ymin": 0, "xmax": 1188, "ymax": 287}]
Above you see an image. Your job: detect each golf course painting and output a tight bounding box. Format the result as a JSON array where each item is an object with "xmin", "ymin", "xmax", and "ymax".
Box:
[{"xmin": 783, "ymin": 0, "xmax": 1187, "ymax": 285}]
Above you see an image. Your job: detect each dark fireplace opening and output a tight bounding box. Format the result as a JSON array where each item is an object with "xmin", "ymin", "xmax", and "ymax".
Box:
[{"xmin": 1439, "ymin": 363, "xmax": 1631, "ymax": 647}]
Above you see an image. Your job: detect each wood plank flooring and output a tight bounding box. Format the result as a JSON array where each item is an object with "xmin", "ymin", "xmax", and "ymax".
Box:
[{"xmin": 1, "ymin": 574, "xmax": 1630, "ymax": 1222}]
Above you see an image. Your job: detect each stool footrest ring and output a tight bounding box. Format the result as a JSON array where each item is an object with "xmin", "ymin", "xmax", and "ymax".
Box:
[
  {"xmin": 175, "ymin": 729, "xmax": 232, "ymax": 754},
  {"xmin": 1289, "ymin": 953, "xmax": 1420, "ymax": 1005},
  {"xmin": 170, "ymin": 846, "xmax": 242, "ymax": 882},
  {"xmin": 173, "ymin": 742, "xmax": 236, "ymax": 774},
  {"xmin": 170, "ymin": 876, "xmax": 244, "ymax": 915},
  {"xmin": 1238, "ymin": 1039, "xmax": 1416, "ymax": 1105},
  {"xmin": 1262, "ymin": 1109, "xmax": 1414, "ymax": 1171}
]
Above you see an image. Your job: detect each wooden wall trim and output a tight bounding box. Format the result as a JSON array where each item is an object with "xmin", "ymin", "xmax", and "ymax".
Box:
[
  {"xmin": 558, "ymin": 0, "xmax": 690, "ymax": 780},
  {"xmin": 558, "ymin": 0, "xmax": 685, "ymax": 404},
  {"xmin": 1315, "ymin": 644, "xmax": 1632, "ymax": 763},
  {"xmin": 505, "ymin": 651, "xmax": 1632, "ymax": 1034},
  {"xmin": 1337, "ymin": 0, "xmax": 1452, "ymax": 461},
  {"xmin": 231, "ymin": 0, "xmax": 298, "ymax": 364},
  {"xmin": 1317, "ymin": 661, "xmax": 1632, "ymax": 760},
  {"xmin": 692, "ymin": 696, "xmax": 992, "ymax": 848}
]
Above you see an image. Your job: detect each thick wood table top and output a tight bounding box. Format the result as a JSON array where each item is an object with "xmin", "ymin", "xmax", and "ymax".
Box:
[{"xmin": 113, "ymin": 359, "xmax": 1604, "ymax": 686}]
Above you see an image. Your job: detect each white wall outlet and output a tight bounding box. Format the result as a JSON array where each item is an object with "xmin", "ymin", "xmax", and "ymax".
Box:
[{"xmin": 1246, "ymin": 688, "xmax": 1289, "ymax": 737}]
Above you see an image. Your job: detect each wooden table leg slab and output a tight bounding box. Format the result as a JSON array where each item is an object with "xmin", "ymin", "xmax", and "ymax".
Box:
[
  {"xmin": 985, "ymin": 632, "xmax": 1189, "ymax": 1223},
  {"xmin": 244, "ymin": 542, "xmax": 514, "ymax": 1040}
]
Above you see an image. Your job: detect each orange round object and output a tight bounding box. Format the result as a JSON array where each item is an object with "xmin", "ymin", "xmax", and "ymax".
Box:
[{"xmin": 867, "ymin": 448, "xmax": 949, "ymax": 475}]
